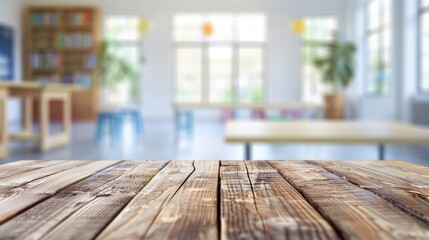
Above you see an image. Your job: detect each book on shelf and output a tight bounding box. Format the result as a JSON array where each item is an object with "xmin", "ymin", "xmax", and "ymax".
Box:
[
  {"xmin": 35, "ymin": 75, "xmax": 59, "ymax": 84},
  {"xmin": 86, "ymin": 54, "xmax": 97, "ymax": 68},
  {"xmin": 63, "ymin": 73, "xmax": 92, "ymax": 88},
  {"xmin": 56, "ymin": 32, "xmax": 93, "ymax": 49},
  {"xmin": 30, "ymin": 51, "xmax": 61, "ymax": 69},
  {"xmin": 68, "ymin": 11, "xmax": 92, "ymax": 26},
  {"xmin": 63, "ymin": 54, "xmax": 97, "ymax": 69},
  {"xmin": 31, "ymin": 12, "xmax": 60, "ymax": 26}
]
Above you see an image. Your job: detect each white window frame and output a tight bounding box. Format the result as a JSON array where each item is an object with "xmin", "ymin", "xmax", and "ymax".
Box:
[
  {"xmin": 364, "ymin": 0, "xmax": 392, "ymax": 96},
  {"xmin": 104, "ymin": 16, "xmax": 141, "ymax": 104},
  {"xmin": 419, "ymin": 0, "xmax": 429, "ymax": 93},
  {"xmin": 173, "ymin": 13, "xmax": 268, "ymax": 104},
  {"xmin": 301, "ymin": 16, "xmax": 338, "ymax": 103}
]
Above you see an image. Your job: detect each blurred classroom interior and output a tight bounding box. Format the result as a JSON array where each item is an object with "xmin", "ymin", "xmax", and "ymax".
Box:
[{"xmin": 1, "ymin": 0, "xmax": 429, "ymax": 165}]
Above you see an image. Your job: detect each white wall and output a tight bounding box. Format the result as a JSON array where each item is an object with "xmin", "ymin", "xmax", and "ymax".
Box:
[
  {"xmin": 402, "ymin": 0, "xmax": 420, "ymax": 122},
  {"xmin": 23, "ymin": 0, "xmax": 346, "ymax": 120},
  {"xmin": 0, "ymin": 0, "xmax": 23, "ymax": 123}
]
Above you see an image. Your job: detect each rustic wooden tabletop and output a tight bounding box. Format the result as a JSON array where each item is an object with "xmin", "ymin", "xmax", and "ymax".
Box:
[{"xmin": 0, "ymin": 160, "xmax": 428, "ymax": 240}]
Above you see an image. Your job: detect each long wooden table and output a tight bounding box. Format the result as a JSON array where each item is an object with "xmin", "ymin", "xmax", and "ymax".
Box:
[
  {"xmin": 0, "ymin": 160, "xmax": 429, "ymax": 239},
  {"xmin": 0, "ymin": 82, "xmax": 82, "ymax": 158},
  {"xmin": 226, "ymin": 121, "xmax": 429, "ymax": 160}
]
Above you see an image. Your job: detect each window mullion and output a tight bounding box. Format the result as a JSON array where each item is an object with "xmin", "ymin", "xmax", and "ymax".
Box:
[
  {"xmin": 379, "ymin": 0, "xmax": 385, "ymax": 94},
  {"xmin": 419, "ymin": 1, "xmax": 428, "ymax": 92},
  {"xmin": 202, "ymin": 43, "xmax": 209, "ymax": 103},
  {"xmin": 233, "ymin": 42, "xmax": 239, "ymax": 103}
]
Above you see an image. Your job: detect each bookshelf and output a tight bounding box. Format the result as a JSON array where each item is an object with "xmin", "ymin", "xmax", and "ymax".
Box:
[{"xmin": 23, "ymin": 6, "xmax": 100, "ymax": 121}]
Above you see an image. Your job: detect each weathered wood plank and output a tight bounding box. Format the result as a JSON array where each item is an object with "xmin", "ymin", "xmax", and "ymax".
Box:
[
  {"xmin": 144, "ymin": 161, "xmax": 219, "ymax": 239},
  {"xmin": 219, "ymin": 160, "xmax": 265, "ymax": 239},
  {"xmin": 0, "ymin": 160, "xmax": 90, "ymax": 193},
  {"xmin": 96, "ymin": 161, "xmax": 195, "ymax": 240},
  {"xmin": 0, "ymin": 160, "xmax": 61, "ymax": 180},
  {"xmin": 245, "ymin": 161, "xmax": 340, "ymax": 240},
  {"xmin": 0, "ymin": 161, "xmax": 167, "ymax": 240},
  {"xmin": 41, "ymin": 161, "xmax": 168, "ymax": 240},
  {"xmin": 313, "ymin": 160, "xmax": 429, "ymax": 225},
  {"xmin": 0, "ymin": 160, "xmax": 121, "ymax": 225},
  {"xmin": 270, "ymin": 161, "xmax": 429, "ymax": 240},
  {"xmin": 350, "ymin": 160, "xmax": 429, "ymax": 183}
]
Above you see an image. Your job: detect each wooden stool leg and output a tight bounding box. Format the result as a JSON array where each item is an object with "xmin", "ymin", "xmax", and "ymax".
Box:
[
  {"xmin": 38, "ymin": 92, "xmax": 71, "ymax": 151},
  {"xmin": 39, "ymin": 93, "xmax": 49, "ymax": 151},
  {"xmin": 62, "ymin": 94, "xmax": 71, "ymax": 135},
  {"xmin": 0, "ymin": 88, "xmax": 8, "ymax": 158},
  {"xmin": 22, "ymin": 96, "xmax": 33, "ymax": 134}
]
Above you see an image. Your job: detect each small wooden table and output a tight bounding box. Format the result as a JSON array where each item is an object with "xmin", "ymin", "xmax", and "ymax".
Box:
[
  {"xmin": 225, "ymin": 121, "xmax": 429, "ymax": 160},
  {"xmin": 0, "ymin": 160, "xmax": 428, "ymax": 239},
  {"xmin": 0, "ymin": 82, "xmax": 82, "ymax": 158}
]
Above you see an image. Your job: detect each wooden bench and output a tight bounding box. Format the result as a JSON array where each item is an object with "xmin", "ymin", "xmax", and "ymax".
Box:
[{"xmin": 0, "ymin": 160, "xmax": 428, "ymax": 239}]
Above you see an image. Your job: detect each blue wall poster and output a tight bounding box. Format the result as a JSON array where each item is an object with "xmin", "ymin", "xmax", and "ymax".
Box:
[{"xmin": 0, "ymin": 24, "xmax": 14, "ymax": 81}]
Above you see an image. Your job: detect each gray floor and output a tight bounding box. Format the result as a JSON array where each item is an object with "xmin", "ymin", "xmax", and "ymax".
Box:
[{"xmin": 2, "ymin": 120, "xmax": 429, "ymax": 166}]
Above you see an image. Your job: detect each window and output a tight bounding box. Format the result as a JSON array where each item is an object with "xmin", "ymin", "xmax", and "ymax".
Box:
[
  {"xmin": 301, "ymin": 17, "xmax": 338, "ymax": 103},
  {"xmin": 104, "ymin": 17, "xmax": 140, "ymax": 104},
  {"xmin": 365, "ymin": 0, "xmax": 392, "ymax": 95},
  {"xmin": 174, "ymin": 14, "xmax": 266, "ymax": 103},
  {"xmin": 420, "ymin": 0, "xmax": 429, "ymax": 92}
]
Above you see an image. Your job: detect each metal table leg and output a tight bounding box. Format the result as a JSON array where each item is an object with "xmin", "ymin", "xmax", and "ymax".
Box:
[
  {"xmin": 245, "ymin": 143, "xmax": 252, "ymax": 160},
  {"xmin": 378, "ymin": 144, "xmax": 385, "ymax": 160}
]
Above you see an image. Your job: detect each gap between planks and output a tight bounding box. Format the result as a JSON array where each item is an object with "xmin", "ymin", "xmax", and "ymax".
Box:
[{"xmin": 220, "ymin": 161, "xmax": 340, "ymax": 240}]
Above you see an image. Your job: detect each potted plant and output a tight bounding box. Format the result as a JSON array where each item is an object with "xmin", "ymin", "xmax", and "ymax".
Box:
[
  {"xmin": 98, "ymin": 40, "xmax": 139, "ymax": 103},
  {"xmin": 313, "ymin": 39, "xmax": 356, "ymax": 119}
]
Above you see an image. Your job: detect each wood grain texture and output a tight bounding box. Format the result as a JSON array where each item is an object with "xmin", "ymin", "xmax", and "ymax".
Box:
[
  {"xmin": 0, "ymin": 160, "xmax": 121, "ymax": 225},
  {"xmin": 351, "ymin": 160, "xmax": 429, "ymax": 183},
  {"xmin": 144, "ymin": 161, "xmax": 219, "ymax": 240},
  {"xmin": 97, "ymin": 161, "xmax": 195, "ymax": 240},
  {"xmin": 0, "ymin": 160, "xmax": 428, "ymax": 240},
  {"xmin": 0, "ymin": 161, "xmax": 167, "ymax": 240},
  {"xmin": 0, "ymin": 160, "xmax": 60, "ymax": 180},
  {"xmin": 313, "ymin": 160, "xmax": 429, "ymax": 225},
  {"xmin": 0, "ymin": 160, "xmax": 89, "ymax": 193},
  {"xmin": 245, "ymin": 161, "xmax": 340, "ymax": 240},
  {"xmin": 41, "ymin": 161, "xmax": 168, "ymax": 240},
  {"xmin": 270, "ymin": 161, "xmax": 429, "ymax": 240},
  {"xmin": 219, "ymin": 160, "xmax": 266, "ymax": 239}
]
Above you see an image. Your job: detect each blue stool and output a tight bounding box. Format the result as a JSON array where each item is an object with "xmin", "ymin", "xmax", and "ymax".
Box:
[
  {"xmin": 95, "ymin": 111, "xmax": 121, "ymax": 143},
  {"xmin": 117, "ymin": 108, "xmax": 144, "ymax": 136},
  {"xmin": 176, "ymin": 110, "xmax": 193, "ymax": 133}
]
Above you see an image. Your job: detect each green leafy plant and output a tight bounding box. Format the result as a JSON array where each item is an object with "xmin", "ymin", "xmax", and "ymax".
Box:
[
  {"xmin": 97, "ymin": 40, "xmax": 138, "ymax": 99},
  {"xmin": 313, "ymin": 40, "xmax": 357, "ymax": 92},
  {"xmin": 250, "ymin": 84, "xmax": 263, "ymax": 103}
]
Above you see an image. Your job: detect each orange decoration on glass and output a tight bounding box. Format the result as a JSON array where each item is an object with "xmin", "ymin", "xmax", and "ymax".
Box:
[{"xmin": 202, "ymin": 22, "xmax": 214, "ymax": 37}]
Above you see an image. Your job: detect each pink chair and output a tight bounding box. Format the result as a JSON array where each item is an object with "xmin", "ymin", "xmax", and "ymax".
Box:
[
  {"xmin": 221, "ymin": 109, "xmax": 236, "ymax": 122},
  {"xmin": 251, "ymin": 109, "xmax": 266, "ymax": 120},
  {"xmin": 280, "ymin": 109, "xmax": 301, "ymax": 120}
]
